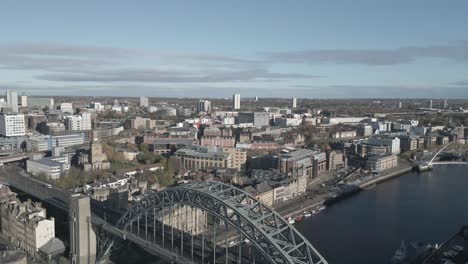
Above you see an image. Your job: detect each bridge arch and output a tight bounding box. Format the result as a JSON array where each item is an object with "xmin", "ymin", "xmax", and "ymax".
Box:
[{"xmin": 99, "ymin": 181, "xmax": 327, "ymax": 264}]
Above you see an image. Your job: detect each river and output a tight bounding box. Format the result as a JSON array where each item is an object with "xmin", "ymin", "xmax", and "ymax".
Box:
[{"xmin": 295, "ymin": 164, "xmax": 468, "ymax": 264}]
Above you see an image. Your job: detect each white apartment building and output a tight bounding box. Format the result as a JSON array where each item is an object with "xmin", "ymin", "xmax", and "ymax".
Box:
[
  {"xmin": 367, "ymin": 136, "xmax": 401, "ymax": 155},
  {"xmin": 197, "ymin": 100, "xmax": 211, "ymax": 112},
  {"xmin": 6, "ymin": 90, "xmax": 18, "ymax": 113},
  {"xmin": 65, "ymin": 113, "xmax": 92, "ymax": 131},
  {"xmin": 0, "ymin": 113, "xmax": 26, "ymax": 137},
  {"xmin": 20, "ymin": 95, "xmax": 28, "ymax": 107},
  {"xmin": 233, "ymin": 94, "xmax": 241, "ymax": 109},
  {"xmin": 0, "ymin": 199, "xmax": 55, "ymax": 256}
]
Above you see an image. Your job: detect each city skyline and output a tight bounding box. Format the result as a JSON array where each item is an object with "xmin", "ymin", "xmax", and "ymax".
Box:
[{"xmin": 1, "ymin": 1, "xmax": 468, "ymax": 98}]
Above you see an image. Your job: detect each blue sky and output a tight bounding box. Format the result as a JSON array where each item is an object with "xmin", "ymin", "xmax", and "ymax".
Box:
[{"xmin": 1, "ymin": 1, "xmax": 467, "ymax": 98}]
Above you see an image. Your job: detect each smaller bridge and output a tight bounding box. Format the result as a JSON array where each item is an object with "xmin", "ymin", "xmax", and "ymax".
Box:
[
  {"xmin": 428, "ymin": 141, "xmax": 455, "ymax": 166},
  {"xmin": 0, "ymin": 153, "xmax": 29, "ymax": 165},
  {"xmin": 430, "ymin": 161, "xmax": 468, "ymax": 165}
]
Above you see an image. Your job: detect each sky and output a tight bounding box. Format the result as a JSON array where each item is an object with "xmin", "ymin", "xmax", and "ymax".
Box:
[{"xmin": 1, "ymin": 0, "xmax": 467, "ymax": 98}]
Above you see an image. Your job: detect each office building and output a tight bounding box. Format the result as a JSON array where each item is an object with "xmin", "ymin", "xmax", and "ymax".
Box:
[
  {"xmin": 196, "ymin": 100, "xmax": 211, "ymax": 112},
  {"xmin": 26, "ymin": 136, "xmax": 50, "ymax": 152},
  {"xmin": 233, "ymin": 94, "xmax": 241, "ymax": 110},
  {"xmin": 139, "ymin": 97, "xmax": 149, "ymax": 107},
  {"xmin": 51, "ymin": 134, "xmax": 85, "ymax": 148},
  {"xmin": 237, "ymin": 112, "xmax": 270, "ymax": 128},
  {"xmin": 176, "ymin": 146, "xmax": 246, "ymax": 171},
  {"xmin": 429, "ymin": 100, "xmax": 433, "ymax": 109},
  {"xmin": 292, "ymin": 97, "xmax": 297, "ymax": 108},
  {"xmin": 0, "ymin": 113, "xmax": 26, "ymax": 137},
  {"xmin": 26, "ymin": 157, "xmax": 69, "ymax": 179},
  {"xmin": 278, "ymin": 149, "xmax": 315, "ymax": 178},
  {"xmin": 126, "ymin": 116, "xmax": 157, "ymax": 130},
  {"xmin": 6, "ymin": 90, "xmax": 18, "ymax": 113}
]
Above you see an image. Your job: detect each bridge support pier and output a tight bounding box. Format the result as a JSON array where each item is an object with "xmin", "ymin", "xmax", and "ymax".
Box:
[{"xmin": 70, "ymin": 194, "xmax": 97, "ymax": 264}]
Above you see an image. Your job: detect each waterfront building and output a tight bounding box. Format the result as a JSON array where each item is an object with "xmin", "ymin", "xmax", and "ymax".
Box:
[
  {"xmin": 278, "ymin": 148, "xmax": 326, "ymax": 178},
  {"xmin": 365, "ymin": 154, "xmax": 398, "ymax": 172},
  {"xmin": 272, "ymin": 174, "xmax": 307, "ymax": 204},
  {"xmin": 244, "ymin": 182, "xmax": 274, "ymax": 207},
  {"xmin": 436, "ymin": 136, "xmax": 449, "ymax": 145},
  {"xmin": 0, "ymin": 113, "xmax": 25, "ymax": 137},
  {"xmin": 0, "ymin": 196, "xmax": 55, "ymax": 256},
  {"xmin": 367, "ymin": 136, "xmax": 401, "ymax": 154},
  {"xmin": 326, "ymin": 150, "xmax": 345, "ymax": 171},
  {"xmin": 424, "ymin": 136, "xmax": 437, "ymax": 148},
  {"xmin": 453, "ymin": 126, "xmax": 465, "ymax": 140},
  {"xmin": 358, "ymin": 143, "xmax": 390, "ymax": 158},
  {"xmin": 399, "ymin": 135, "xmax": 418, "ymax": 152},
  {"xmin": 233, "ymin": 94, "xmax": 241, "ymax": 110}
]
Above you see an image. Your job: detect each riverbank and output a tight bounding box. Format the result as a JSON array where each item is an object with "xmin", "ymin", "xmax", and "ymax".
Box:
[
  {"xmin": 281, "ymin": 162, "xmax": 415, "ymax": 219},
  {"xmin": 295, "ymin": 165, "xmax": 468, "ymax": 264}
]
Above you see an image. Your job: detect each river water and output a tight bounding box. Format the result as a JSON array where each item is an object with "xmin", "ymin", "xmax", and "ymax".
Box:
[{"xmin": 295, "ymin": 165, "xmax": 468, "ymax": 264}]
